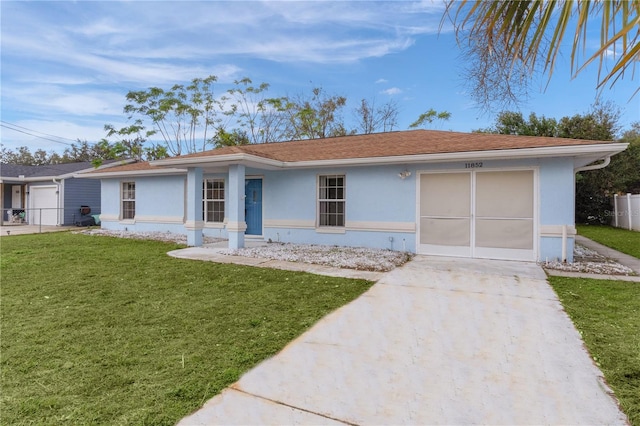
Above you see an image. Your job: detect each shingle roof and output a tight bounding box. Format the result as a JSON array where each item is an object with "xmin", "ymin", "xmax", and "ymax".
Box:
[
  {"xmin": 0, "ymin": 161, "xmax": 97, "ymax": 178},
  {"xmin": 159, "ymin": 129, "xmax": 615, "ymax": 163},
  {"xmin": 81, "ymin": 129, "xmax": 620, "ymax": 176}
]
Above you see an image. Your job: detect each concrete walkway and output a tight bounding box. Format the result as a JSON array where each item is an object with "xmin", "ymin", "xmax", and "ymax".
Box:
[
  {"xmin": 0, "ymin": 224, "xmax": 77, "ymax": 236},
  {"xmin": 178, "ymin": 255, "xmax": 627, "ymax": 425},
  {"xmin": 543, "ymin": 235, "xmax": 640, "ymax": 282}
]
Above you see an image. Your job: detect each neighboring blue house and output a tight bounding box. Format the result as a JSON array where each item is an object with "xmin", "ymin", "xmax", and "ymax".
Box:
[
  {"xmin": 0, "ymin": 161, "xmax": 125, "ymax": 226},
  {"xmin": 82, "ymin": 130, "xmax": 627, "ymax": 262}
]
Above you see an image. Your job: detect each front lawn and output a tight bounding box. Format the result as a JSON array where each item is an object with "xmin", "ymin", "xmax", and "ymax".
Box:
[
  {"xmin": 549, "ymin": 277, "xmax": 640, "ymax": 425},
  {"xmin": 0, "ymin": 232, "xmax": 373, "ymax": 425},
  {"xmin": 577, "ymin": 224, "xmax": 640, "ymax": 259}
]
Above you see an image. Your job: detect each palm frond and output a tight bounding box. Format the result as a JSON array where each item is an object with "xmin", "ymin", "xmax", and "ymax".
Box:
[{"xmin": 447, "ymin": 0, "xmax": 639, "ymax": 103}]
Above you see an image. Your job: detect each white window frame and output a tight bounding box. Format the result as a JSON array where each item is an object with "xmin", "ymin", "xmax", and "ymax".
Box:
[
  {"xmin": 121, "ymin": 181, "xmax": 135, "ymax": 220},
  {"xmin": 202, "ymin": 178, "xmax": 225, "ymax": 223},
  {"xmin": 318, "ymin": 174, "xmax": 346, "ymax": 228}
]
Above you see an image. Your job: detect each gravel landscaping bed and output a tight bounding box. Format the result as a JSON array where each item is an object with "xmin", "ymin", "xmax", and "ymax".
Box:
[
  {"xmin": 76, "ymin": 229, "xmax": 412, "ymax": 272},
  {"xmin": 77, "ymin": 230, "xmax": 633, "ymax": 275},
  {"xmin": 542, "ymin": 244, "xmax": 636, "ymax": 276},
  {"xmin": 75, "ymin": 229, "xmax": 225, "ymax": 245},
  {"xmin": 226, "ymin": 243, "xmax": 414, "ymax": 272}
]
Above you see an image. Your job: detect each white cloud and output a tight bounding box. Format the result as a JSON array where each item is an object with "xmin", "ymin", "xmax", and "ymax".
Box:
[
  {"xmin": 603, "ymin": 48, "xmax": 618, "ymax": 60},
  {"xmin": 381, "ymin": 87, "xmax": 403, "ymax": 95},
  {"xmin": 2, "ymin": 84, "xmax": 125, "ymax": 117},
  {"xmin": 2, "ymin": 1, "xmax": 443, "ymax": 68},
  {"xmin": 69, "ymin": 18, "xmax": 123, "ymax": 37},
  {"xmin": 376, "ymin": 79, "xmax": 389, "ymax": 84},
  {"xmin": 0, "ymin": 1, "xmax": 448, "ymax": 151}
]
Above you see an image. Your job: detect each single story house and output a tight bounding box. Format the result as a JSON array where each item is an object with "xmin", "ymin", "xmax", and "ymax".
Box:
[
  {"xmin": 81, "ymin": 130, "xmax": 627, "ymax": 262},
  {"xmin": 0, "ymin": 161, "xmax": 126, "ymax": 226}
]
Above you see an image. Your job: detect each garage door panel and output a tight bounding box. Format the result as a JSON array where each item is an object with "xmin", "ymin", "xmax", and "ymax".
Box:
[
  {"xmin": 30, "ymin": 186, "xmax": 58, "ymax": 226},
  {"xmin": 420, "ymin": 173, "xmax": 470, "ymax": 217},
  {"xmin": 475, "ymin": 219, "xmax": 533, "ymax": 250},
  {"xmin": 419, "ymin": 170, "xmax": 535, "ymax": 261},
  {"xmin": 420, "ymin": 218, "xmax": 470, "ymax": 246},
  {"xmin": 476, "ymin": 171, "xmax": 533, "ymax": 218}
]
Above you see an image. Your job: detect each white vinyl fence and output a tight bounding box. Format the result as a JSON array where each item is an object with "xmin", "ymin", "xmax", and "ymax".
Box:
[{"xmin": 612, "ymin": 193, "xmax": 640, "ymax": 231}]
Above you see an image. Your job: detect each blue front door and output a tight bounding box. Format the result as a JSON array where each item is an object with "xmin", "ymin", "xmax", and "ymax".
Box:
[{"xmin": 244, "ymin": 179, "xmax": 262, "ymax": 235}]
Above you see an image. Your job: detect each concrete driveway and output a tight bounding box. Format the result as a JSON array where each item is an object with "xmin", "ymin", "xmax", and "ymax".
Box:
[{"xmin": 179, "ymin": 256, "xmax": 627, "ymax": 425}]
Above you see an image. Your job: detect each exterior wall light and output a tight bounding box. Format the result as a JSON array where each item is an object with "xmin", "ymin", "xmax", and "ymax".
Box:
[{"xmin": 398, "ymin": 170, "xmax": 412, "ymax": 180}]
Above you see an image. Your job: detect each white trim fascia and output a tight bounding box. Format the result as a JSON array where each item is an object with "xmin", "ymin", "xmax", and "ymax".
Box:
[
  {"xmin": 2, "ymin": 176, "xmax": 65, "ymax": 183},
  {"xmin": 69, "ymin": 161, "xmax": 140, "ymax": 178},
  {"xmin": 27, "ymin": 184, "xmax": 58, "ymax": 189},
  {"xmin": 151, "ymin": 153, "xmax": 284, "ymax": 169},
  {"xmin": 77, "ymin": 168, "xmax": 188, "ymax": 179}
]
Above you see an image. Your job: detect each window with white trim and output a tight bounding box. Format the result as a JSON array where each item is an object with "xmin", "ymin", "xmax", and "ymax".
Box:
[
  {"xmin": 318, "ymin": 175, "xmax": 345, "ymax": 227},
  {"xmin": 121, "ymin": 182, "xmax": 135, "ymax": 220},
  {"xmin": 202, "ymin": 179, "xmax": 225, "ymax": 223}
]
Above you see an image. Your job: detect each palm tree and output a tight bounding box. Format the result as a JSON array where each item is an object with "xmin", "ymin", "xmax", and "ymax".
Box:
[{"xmin": 446, "ymin": 0, "xmax": 639, "ymax": 110}]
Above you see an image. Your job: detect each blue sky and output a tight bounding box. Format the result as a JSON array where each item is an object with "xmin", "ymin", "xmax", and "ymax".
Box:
[{"xmin": 1, "ymin": 1, "xmax": 638, "ymax": 154}]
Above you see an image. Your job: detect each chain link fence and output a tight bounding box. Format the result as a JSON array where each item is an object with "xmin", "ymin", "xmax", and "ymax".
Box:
[{"xmin": 2, "ymin": 207, "xmax": 100, "ymax": 232}]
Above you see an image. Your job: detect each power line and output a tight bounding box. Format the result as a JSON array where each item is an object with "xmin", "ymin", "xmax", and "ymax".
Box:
[
  {"xmin": 0, "ymin": 120, "xmax": 79, "ymax": 142},
  {"xmin": 0, "ymin": 122, "xmax": 74, "ymax": 146}
]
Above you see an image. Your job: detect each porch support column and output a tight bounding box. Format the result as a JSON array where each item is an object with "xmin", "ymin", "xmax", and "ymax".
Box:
[
  {"xmin": 227, "ymin": 164, "xmax": 246, "ymax": 249},
  {"xmin": 185, "ymin": 167, "xmax": 204, "ymax": 247}
]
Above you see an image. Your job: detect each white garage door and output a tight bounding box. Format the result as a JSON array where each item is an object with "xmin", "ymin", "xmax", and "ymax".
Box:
[
  {"xmin": 30, "ymin": 186, "xmax": 59, "ymax": 226},
  {"xmin": 419, "ymin": 170, "xmax": 535, "ymax": 261}
]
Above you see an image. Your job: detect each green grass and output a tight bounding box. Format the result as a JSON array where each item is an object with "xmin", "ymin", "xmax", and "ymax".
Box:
[
  {"xmin": 577, "ymin": 224, "xmax": 640, "ymax": 259},
  {"xmin": 0, "ymin": 232, "xmax": 373, "ymax": 425},
  {"xmin": 549, "ymin": 277, "xmax": 640, "ymax": 425}
]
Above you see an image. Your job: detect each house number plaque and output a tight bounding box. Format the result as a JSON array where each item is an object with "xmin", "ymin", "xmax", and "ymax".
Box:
[{"xmin": 464, "ymin": 162, "xmax": 483, "ymax": 168}]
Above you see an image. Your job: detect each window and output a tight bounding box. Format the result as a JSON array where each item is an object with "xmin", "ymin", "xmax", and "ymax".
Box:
[
  {"xmin": 203, "ymin": 179, "xmax": 225, "ymax": 223},
  {"xmin": 121, "ymin": 182, "xmax": 135, "ymax": 220},
  {"xmin": 318, "ymin": 175, "xmax": 345, "ymax": 227}
]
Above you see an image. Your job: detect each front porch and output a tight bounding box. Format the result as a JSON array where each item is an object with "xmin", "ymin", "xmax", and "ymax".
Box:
[{"xmin": 184, "ymin": 164, "xmax": 262, "ymax": 250}]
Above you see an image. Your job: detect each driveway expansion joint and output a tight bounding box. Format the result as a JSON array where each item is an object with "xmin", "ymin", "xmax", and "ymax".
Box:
[{"xmin": 232, "ymin": 388, "xmax": 358, "ymax": 426}]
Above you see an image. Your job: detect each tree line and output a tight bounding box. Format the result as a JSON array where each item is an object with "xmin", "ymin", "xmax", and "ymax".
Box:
[
  {"xmin": 476, "ymin": 102, "xmax": 640, "ymax": 224},
  {"xmin": 1, "ymin": 75, "xmax": 453, "ymax": 165},
  {"xmin": 2, "ymin": 80, "xmax": 637, "ymax": 225}
]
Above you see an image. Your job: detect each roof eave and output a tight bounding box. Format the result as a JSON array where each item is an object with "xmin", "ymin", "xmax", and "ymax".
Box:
[
  {"xmin": 85, "ymin": 142, "xmax": 629, "ymax": 176},
  {"xmin": 281, "ymin": 142, "xmax": 630, "ymax": 168},
  {"xmin": 76, "ymin": 168, "xmax": 188, "ymax": 179},
  {"xmin": 150, "ymin": 153, "xmax": 284, "ymax": 170},
  {"xmin": 0, "ymin": 175, "xmax": 62, "ymax": 182}
]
